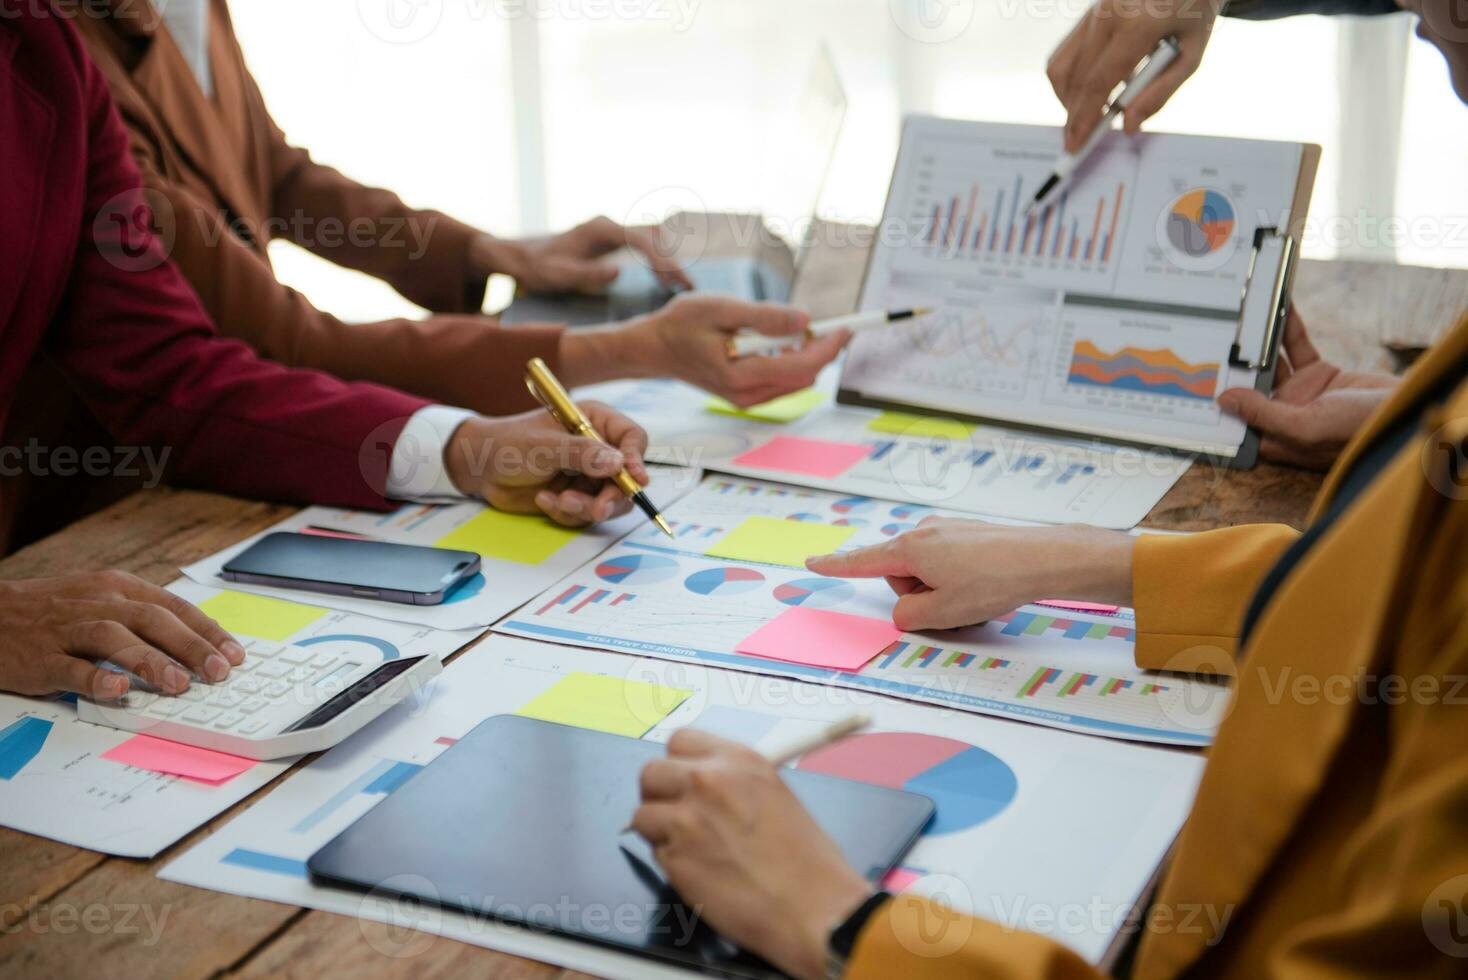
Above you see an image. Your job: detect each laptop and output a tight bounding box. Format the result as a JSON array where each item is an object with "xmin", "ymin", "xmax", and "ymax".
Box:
[{"xmin": 499, "ymin": 46, "xmax": 848, "ymax": 327}]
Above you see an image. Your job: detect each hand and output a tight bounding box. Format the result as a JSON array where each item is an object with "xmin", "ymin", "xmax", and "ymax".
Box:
[
  {"xmin": 805, "ymin": 517, "xmax": 1134, "ymax": 630},
  {"xmin": 475, "ymin": 216, "xmax": 692, "ymax": 294},
  {"xmin": 1217, "ymin": 310, "xmax": 1398, "ymax": 471},
  {"xmin": 443, "ymin": 403, "xmax": 650, "ymax": 526},
  {"xmin": 634, "ymin": 729, "xmax": 873, "ymax": 980},
  {"xmin": 1047, "ymin": 0, "xmax": 1221, "ymax": 152},
  {"xmin": 561, "ymin": 294, "xmax": 851, "ymax": 407},
  {"xmin": 0, "ymin": 571, "xmax": 245, "ymax": 698}
]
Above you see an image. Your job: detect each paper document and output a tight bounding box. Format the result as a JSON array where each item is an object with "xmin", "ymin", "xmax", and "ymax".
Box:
[
  {"xmin": 0, "ymin": 581, "xmax": 476, "ymax": 857},
  {"xmin": 581, "ymin": 374, "xmax": 1190, "ymax": 530},
  {"xmin": 163, "ymin": 636, "xmax": 1205, "ymax": 969},
  {"xmin": 497, "ymin": 475, "xmax": 1231, "ymax": 746},
  {"xmin": 843, "ymin": 116, "xmax": 1309, "ymax": 458}
]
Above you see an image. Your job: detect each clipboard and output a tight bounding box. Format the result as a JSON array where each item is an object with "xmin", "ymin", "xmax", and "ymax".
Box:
[{"xmin": 839, "ymin": 117, "xmax": 1320, "ymax": 470}]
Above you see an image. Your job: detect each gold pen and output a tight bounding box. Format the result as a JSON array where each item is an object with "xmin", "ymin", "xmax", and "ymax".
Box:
[{"xmin": 524, "ymin": 357, "xmax": 673, "ymax": 537}]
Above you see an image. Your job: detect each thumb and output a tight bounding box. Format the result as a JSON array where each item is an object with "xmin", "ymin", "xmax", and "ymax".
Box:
[
  {"xmin": 805, "ymin": 541, "xmax": 910, "ymax": 580},
  {"xmin": 1217, "ymin": 388, "xmax": 1302, "ymax": 436}
]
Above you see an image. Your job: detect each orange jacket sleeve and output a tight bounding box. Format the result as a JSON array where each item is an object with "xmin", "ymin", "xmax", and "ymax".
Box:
[
  {"xmin": 1130, "ymin": 525, "xmax": 1300, "ymax": 677},
  {"xmin": 846, "ymin": 894, "xmax": 1098, "ymax": 980}
]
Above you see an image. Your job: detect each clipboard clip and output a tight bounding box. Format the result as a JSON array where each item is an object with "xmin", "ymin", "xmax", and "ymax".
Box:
[{"xmin": 1229, "ymin": 226, "xmax": 1295, "ymax": 371}]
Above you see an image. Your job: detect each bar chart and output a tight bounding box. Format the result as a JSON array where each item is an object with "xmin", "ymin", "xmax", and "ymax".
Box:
[
  {"xmin": 898, "ymin": 132, "xmax": 1138, "ymax": 292},
  {"xmin": 921, "ymin": 178, "xmax": 1128, "ymax": 269}
]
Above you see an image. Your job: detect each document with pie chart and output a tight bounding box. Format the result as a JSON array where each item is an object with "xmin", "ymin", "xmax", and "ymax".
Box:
[{"xmin": 845, "ymin": 116, "xmax": 1317, "ymax": 459}]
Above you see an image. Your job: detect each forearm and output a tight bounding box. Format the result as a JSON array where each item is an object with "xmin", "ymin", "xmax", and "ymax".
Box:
[{"xmin": 556, "ymin": 321, "xmax": 662, "ymax": 388}]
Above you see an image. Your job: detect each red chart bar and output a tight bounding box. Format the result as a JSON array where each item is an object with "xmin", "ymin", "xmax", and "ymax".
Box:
[
  {"xmin": 536, "ymin": 584, "xmax": 582, "ymax": 616},
  {"xmin": 942, "ymin": 196, "xmax": 959, "ymax": 247},
  {"xmin": 1102, "ymin": 183, "xmax": 1125, "ymax": 263},
  {"xmin": 958, "ymin": 183, "xmax": 978, "ymax": 250},
  {"xmin": 569, "ymin": 588, "xmax": 608, "ymax": 614},
  {"xmin": 927, "ymin": 204, "xmax": 941, "ymax": 244}
]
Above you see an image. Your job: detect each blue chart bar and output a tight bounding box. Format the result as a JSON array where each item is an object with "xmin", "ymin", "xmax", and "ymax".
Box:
[
  {"xmin": 0, "ymin": 716, "xmax": 53, "ymax": 780},
  {"xmin": 868, "ymin": 441, "xmax": 897, "ymax": 462},
  {"xmin": 221, "ymin": 849, "xmax": 308, "ymax": 878},
  {"xmin": 292, "ymin": 758, "xmax": 423, "ymax": 834}
]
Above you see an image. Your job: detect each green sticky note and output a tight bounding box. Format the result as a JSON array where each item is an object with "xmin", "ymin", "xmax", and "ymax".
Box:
[
  {"xmin": 867, "ymin": 412, "xmax": 975, "ymax": 440},
  {"xmin": 705, "ymin": 388, "xmax": 826, "ymax": 424},
  {"xmin": 434, "ymin": 508, "xmax": 580, "ymax": 565},
  {"xmin": 515, "ymin": 672, "xmax": 692, "ymax": 738},
  {"xmin": 705, "ymin": 516, "xmax": 857, "ymax": 568},
  {"xmin": 198, "ymin": 590, "xmax": 327, "ymax": 643}
]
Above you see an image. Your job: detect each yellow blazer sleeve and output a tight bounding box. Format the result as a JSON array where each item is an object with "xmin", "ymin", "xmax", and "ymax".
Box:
[
  {"xmin": 847, "ymin": 895, "xmax": 1099, "ymax": 980},
  {"xmin": 1131, "ymin": 525, "xmax": 1299, "ymax": 676}
]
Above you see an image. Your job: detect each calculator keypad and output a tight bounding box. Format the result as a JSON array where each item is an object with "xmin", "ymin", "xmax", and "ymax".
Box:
[{"xmin": 123, "ymin": 640, "xmax": 366, "ymax": 737}]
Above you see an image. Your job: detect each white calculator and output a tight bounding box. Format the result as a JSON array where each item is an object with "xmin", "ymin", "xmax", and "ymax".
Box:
[{"xmin": 77, "ymin": 637, "xmax": 442, "ymax": 760}]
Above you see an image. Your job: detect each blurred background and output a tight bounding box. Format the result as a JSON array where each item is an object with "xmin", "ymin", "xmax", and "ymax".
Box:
[{"xmin": 231, "ymin": 0, "xmax": 1467, "ymax": 322}]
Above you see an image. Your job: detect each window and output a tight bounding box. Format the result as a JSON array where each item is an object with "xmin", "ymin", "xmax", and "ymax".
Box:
[{"xmin": 229, "ymin": 0, "xmax": 1465, "ymax": 323}]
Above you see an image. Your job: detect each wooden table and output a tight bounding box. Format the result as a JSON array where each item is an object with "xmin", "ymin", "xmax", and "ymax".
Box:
[{"xmin": 2, "ymin": 246, "xmax": 1465, "ymax": 978}]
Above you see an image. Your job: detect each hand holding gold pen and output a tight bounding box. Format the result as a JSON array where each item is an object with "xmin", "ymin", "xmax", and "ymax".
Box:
[{"xmin": 525, "ymin": 357, "xmax": 674, "ymax": 537}]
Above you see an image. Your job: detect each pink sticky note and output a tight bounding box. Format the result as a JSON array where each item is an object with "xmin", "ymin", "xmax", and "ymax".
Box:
[
  {"xmin": 732, "ymin": 435, "xmax": 871, "ymax": 480},
  {"xmin": 736, "ymin": 607, "xmax": 902, "ymax": 672},
  {"xmin": 101, "ymin": 734, "xmax": 257, "ymax": 785},
  {"xmin": 882, "ymin": 867, "xmax": 923, "ymax": 892},
  {"xmin": 1037, "ymin": 599, "xmax": 1122, "ymax": 615}
]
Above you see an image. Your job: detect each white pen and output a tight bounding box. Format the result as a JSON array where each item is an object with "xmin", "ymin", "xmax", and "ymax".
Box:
[
  {"xmin": 726, "ymin": 309, "xmax": 932, "ymax": 359},
  {"xmin": 1023, "ymin": 35, "xmax": 1180, "ymax": 218},
  {"xmin": 619, "ymin": 713, "xmax": 872, "ymax": 835}
]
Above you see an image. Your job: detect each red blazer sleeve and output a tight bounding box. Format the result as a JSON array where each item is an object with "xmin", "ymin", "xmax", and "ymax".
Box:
[{"xmin": 43, "ymin": 39, "xmax": 432, "ymax": 511}]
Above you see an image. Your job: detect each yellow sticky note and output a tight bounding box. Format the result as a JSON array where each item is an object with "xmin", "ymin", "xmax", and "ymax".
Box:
[
  {"xmin": 434, "ymin": 508, "xmax": 579, "ymax": 565},
  {"xmin": 867, "ymin": 412, "xmax": 975, "ymax": 440},
  {"xmin": 705, "ymin": 516, "xmax": 857, "ymax": 568},
  {"xmin": 198, "ymin": 590, "xmax": 327, "ymax": 643},
  {"xmin": 515, "ymin": 672, "xmax": 692, "ymax": 738},
  {"xmin": 705, "ymin": 389, "xmax": 826, "ymax": 424}
]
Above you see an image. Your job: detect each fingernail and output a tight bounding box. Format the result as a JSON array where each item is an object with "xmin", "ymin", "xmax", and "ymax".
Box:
[
  {"xmin": 205, "ymin": 653, "xmax": 230, "ymax": 682},
  {"xmin": 101, "ymin": 672, "xmax": 128, "ymax": 698},
  {"xmin": 221, "ymin": 640, "xmax": 245, "ymax": 665},
  {"xmin": 164, "ymin": 664, "xmax": 190, "ymax": 691},
  {"xmin": 536, "ymin": 491, "xmax": 555, "ymax": 510},
  {"xmin": 562, "ymin": 496, "xmax": 583, "ymax": 515}
]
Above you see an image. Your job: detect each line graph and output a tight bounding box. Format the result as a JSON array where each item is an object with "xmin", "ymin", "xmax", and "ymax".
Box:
[{"xmin": 1067, "ymin": 340, "xmax": 1219, "ymax": 401}]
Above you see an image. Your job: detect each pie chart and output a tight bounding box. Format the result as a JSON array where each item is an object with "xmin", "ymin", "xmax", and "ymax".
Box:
[
  {"xmin": 832, "ymin": 496, "xmax": 877, "ymax": 515},
  {"xmin": 881, "ymin": 522, "xmax": 915, "ymax": 537},
  {"xmin": 1165, "ymin": 188, "xmax": 1235, "ymax": 258},
  {"xmin": 595, "ymin": 553, "xmax": 681, "ymax": 585},
  {"xmin": 684, "ymin": 566, "xmax": 766, "ymax": 596},
  {"xmin": 796, "ymin": 732, "xmax": 1018, "ymax": 835},
  {"xmin": 773, "ymin": 577, "xmax": 855, "ymax": 609},
  {"xmin": 890, "ymin": 504, "xmax": 930, "ymax": 520}
]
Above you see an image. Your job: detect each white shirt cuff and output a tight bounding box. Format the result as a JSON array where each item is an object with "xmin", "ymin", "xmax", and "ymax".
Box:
[{"xmin": 385, "ymin": 405, "xmax": 477, "ymax": 500}]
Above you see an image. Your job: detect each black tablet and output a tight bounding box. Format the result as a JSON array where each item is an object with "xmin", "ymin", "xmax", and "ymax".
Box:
[{"xmin": 308, "ymin": 715, "xmax": 932, "ymax": 978}]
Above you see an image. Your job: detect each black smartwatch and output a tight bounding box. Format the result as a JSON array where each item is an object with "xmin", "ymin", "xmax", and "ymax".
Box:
[{"xmin": 824, "ymin": 890, "xmax": 892, "ymax": 980}]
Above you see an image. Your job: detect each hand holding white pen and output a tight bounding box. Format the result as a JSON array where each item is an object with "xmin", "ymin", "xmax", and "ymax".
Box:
[
  {"xmin": 621, "ymin": 714, "xmax": 871, "ymax": 834},
  {"xmin": 726, "ymin": 309, "xmax": 932, "ymax": 359},
  {"xmin": 1025, "ymin": 36, "xmax": 1180, "ymax": 217}
]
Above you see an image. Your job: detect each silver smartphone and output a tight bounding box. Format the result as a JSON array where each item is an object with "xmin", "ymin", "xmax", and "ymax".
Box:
[{"xmin": 221, "ymin": 532, "xmax": 481, "ymax": 605}]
